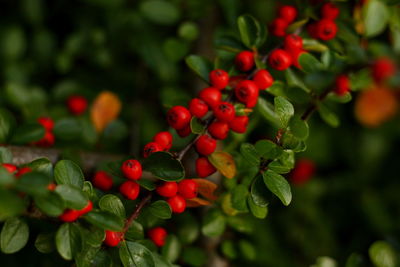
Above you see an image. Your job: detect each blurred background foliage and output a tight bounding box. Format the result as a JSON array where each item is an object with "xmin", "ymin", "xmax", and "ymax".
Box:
[{"xmin": 0, "ymin": 0, "xmax": 400, "ymax": 266}]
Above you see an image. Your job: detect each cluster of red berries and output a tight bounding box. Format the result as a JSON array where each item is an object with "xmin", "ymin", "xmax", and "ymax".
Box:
[
  {"xmin": 67, "ymin": 95, "xmax": 88, "ymax": 115},
  {"xmin": 143, "ymin": 131, "xmax": 173, "ymax": 158},
  {"xmin": 59, "ymin": 200, "xmax": 93, "ymax": 222},
  {"xmin": 34, "ymin": 117, "xmax": 55, "ymax": 147},
  {"xmin": 155, "ymin": 179, "xmax": 198, "ymax": 213},
  {"xmin": 269, "ymin": 34, "xmax": 306, "ymax": 71},
  {"xmin": 2, "ymin": 163, "xmax": 32, "ymax": 178},
  {"xmin": 119, "ymin": 159, "xmax": 143, "ymax": 200},
  {"xmin": 290, "ymin": 158, "xmax": 316, "ymax": 185},
  {"xmin": 270, "ymin": 5, "xmax": 298, "ymax": 37},
  {"xmin": 308, "ymin": 2, "xmax": 339, "ymax": 41}
]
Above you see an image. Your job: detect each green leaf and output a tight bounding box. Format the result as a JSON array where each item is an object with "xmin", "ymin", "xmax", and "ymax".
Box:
[
  {"xmin": 238, "ymin": 240, "xmax": 256, "ymax": 261},
  {"xmin": 262, "ymin": 170, "xmax": 292, "ymax": 206},
  {"xmin": 231, "ymin": 185, "xmax": 249, "ymax": 212},
  {"xmin": 0, "ymin": 147, "xmax": 13, "ymax": 163},
  {"xmin": 161, "ymin": 234, "xmax": 181, "ymax": 263},
  {"xmin": 318, "ymin": 104, "xmax": 340, "ymax": 128},
  {"xmin": 143, "ymin": 152, "xmax": 185, "ymax": 181},
  {"xmin": 55, "ymin": 184, "xmax": 88, "ymax": 210},
  {"xmin": 250, "ymin": 175, "xmax": 270, "ymax": 207},
  {"xmin": 119, "ymin": 241, "xmax": 155, "ymax": 267},
  {"xmin": 257, "ymin": 98, "xmax": 280, "ymax": 127},
  {"xmin": 181, "ymin": 247, "xmax": 206, "ymax": 267},
  {"xmin": 53, "ymin": 118, "xmax": 81, "ymax": 141},
  {"xmin": 83, "ymin": 210, "xmax": 124, "ymax": 232},
  {"xmin": 0, "ymin": 167, "xmax": 14, "ymax": 186},
  {"xmin": 176, "ymin": 213, "xmax": 199, "ymax": 245},
  {"xmin": 10, "ymin": 123, "xmax": 45, "ymax": 144},
  {"xmin": 255, "ymin": 140, "xmax": 282, "ymax": 159},
  {"xmin": 226, "ymin": 216, "xmax": 252, "ymax": 234},
  {"xmin": 139, "ymin": 0, "xmax": 180, "ymax": 25},
  {"xmin": 56, "ymin": 223, "xmax": 82, "ymax": 260},
  {"xmin": 221, "ymin": 240, "xmax": 237, "ymax": 260},
  {"xmin": 240, "ymin": 143, "xmax": 260, "ymax": 167},
  {"xmin": 136, "ymin": 179, "xmax": 156, "ymax": 191},
  {"xmin": 202, "ymin": 209, "xmax": 226, "ymax": 237},
  {"xmin": 237, "ymin": 14, "xmax": 266, "ymax": 49},
  {"xmin": 289, "ymin": 116, "xmax": 309, "ymax": 140},
  {"xmin": 190, "ymin": 117, "xmax": 205, "ymax": 134},
  {"xmin": 214, "ymin": 36, "xmax": 246, "ymax": 53},
  {"xmin": 34, "ymin": 192, "xmax": 65, "ymax": 217},
  {"xmin": 148, "ymin": 200, "xmax": 172, "ymax": 219},
  {"xmin": 0, "ymin": 217, "xmax": 29, "ymax": 254},
  {"xmin": 15, "ymin": 171, "xmax": 52, "ymax": 196},
  {"xmin": 349, "ymin": 68, "xmax": 372, "ymax": 91},
  {"xmin": 363, "ymin": 0, "xmax": 389, "ymax": 38},
  {"xmin": 125, "ymin": 221, "xmax": 144, "ymax": 241},
  {"xmin": 274, "ymin": 96, "xmax": 294, "ymax": 128},
  {"xmin": 285, "ymin": 68, "xmax": 310, "ymax": 92},
  {"xmin": 0, "ymin": 108, "xmax": 16, "ymax": 143},
  {"xmin": 35, "ymin": 232, "xmax": 55, "ymax": 254},
  {"xmin": 247, "ymin": 196, "xmax": 268, "ymax": 219},
  {"xmin": 185, "ymin": 55, "xmax": 212, "ymax": 83},
  {"xmin": 369, "ymin": 241, "xmax": 398, "ymax": 267},
  {"xmin": 298, "ymin": 53, "xmax": 323, "ymax": 73},
  {"xmin": 0, "ymin": 189, "xmax": 26, "ymax": 220},
  {"xmin": 99, "ymin": 194, "xmax": 126, "ymax": 218},
  {"xmin": 54, "ymin": 160, "xmax": 84, "ymax": 189},
  {"xmin": 25, "ymin": 158, "xmax": 53, "ymax": 177}
]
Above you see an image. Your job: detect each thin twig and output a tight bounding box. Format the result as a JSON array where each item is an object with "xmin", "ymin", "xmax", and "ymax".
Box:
[{"xmin": 122, "ymin": 192, "xmax": 152, "ymax": 234}]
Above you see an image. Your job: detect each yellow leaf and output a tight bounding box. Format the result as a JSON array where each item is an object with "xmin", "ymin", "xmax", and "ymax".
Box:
[
  {"xmin": 186, "ymin": 197, "xmax": 211, "ymax": 207},
  {"xmin": 90, "ymin": 91, "xmax": 122, "ymax": 132},
  {"xmin": 193, "ymin": 179, "xmax": 218, "ymax": 201},
  {"xmin": 208, "ymin": 151, "xmax": 237, "ymax": 179}
]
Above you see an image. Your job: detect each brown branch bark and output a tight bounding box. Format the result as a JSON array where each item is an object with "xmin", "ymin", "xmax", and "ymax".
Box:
[{"xmin": 122, "ymin": 192, "xmax": 152, "ymax": 234}]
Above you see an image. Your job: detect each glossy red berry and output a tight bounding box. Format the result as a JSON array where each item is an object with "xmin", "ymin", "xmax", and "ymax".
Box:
[
  {"xmin": 35, "ymin": 131, "xmax": 55, "ymax": 147},
  {"xmin": 321, "ymin": 2, "xmax": 340, "ymax": 20},
  {"xmin": 334, "ymin": 75, "xmax": 350, "ymax": 96},
  {"xmin": 178, "ymin": 179, "xmax": 198, "ymax": 199},
  {"xmin": 156, "ymin": 181, "xmax": 178, "ymax": 198},
  {"xmin": 121, "ymin": 159, "xmax": 142, "ymax": 180},
  {"xmin": 143, "ymin": 142, "xmax": 162, "ymax": 158},
  {"xmin": 104, "ymin": 230, "xmax": 123, "ymax": 247},
  {"xmin": 284, "ymin": 34, "xmax": 303, "ymax": 52},
  {"xmin": 189, "ymin": 98, "xmax": 209, "ymax": 118},
  {"xmin": 213, "ymin": 102, "xmax": 235, "ymax": 122},
  {"xmin": 78, "ymin": 200, "xmax": 93, "ymax": 216},
  {"xmin": 59, "ymin": 209, "xmax": 81, "ymax": 222},
  {"xmin": 119, "ymin": 180, "xmax": 140, "ymax": 200},
  {"xmin": 208, "ymin": 121, "xmax": 229, "ymax": 140},
  {"xmin": 153, "ymin": 131, "xmax": 173, "ymax": 151},
  {"xmin": 16, "ymin": 167, "xmax": 32, "ymax": 178},
  {"xmin": 209, "ymin": 69, "xmax": 229, "ymax": 90},
  {"xmin": 2, "ymin": 163, "xmax": 17, "ymax": 174},
  {"xmin": 167, "ymin": 195, "xmax": 186, "ymax": 213},
  {"xmin": 269, "ymin": 49, "xmax": 293, "ymax": 71},
  {"xmin": 279, "ymin": 5, "xmax": 297, "ymax": 23},
  {"xmin": 253, "ymin": 70, "xmax": 274, "ymax": 90},
  {"xmin": 235, "ymin": 80, "xmax": 259, "ymax": 108},
  {"xmin": 270, "ymin": 18, "xmax": 288, "ymax": 37},
  {"xmin": 195, "ymin": 157, "xmax": 216, "ymax": 178},
  {"xmin": 229, "ymin": 116, "xmax": 249, "ymax": 133},
  {"xmin": 235, "ymin": 51, "xmax": 255, "ymax": 72},
  {"xmin": 176, "ymin": 124, "xmax": 192, "ymax": 137},
  {"xmin": 148, "ymin": 227, "xmax": 167, "ymax": 247},
  {"xmin": 315, "ymin": 19, "xmax": 337, "ymax": 41},
  {"xmin": 67, "ymin": 95, "xmax": 87, "ymax": 115},
  {"xmin": 92, "ymin": 171, "xmax": 113, "ymax": 191},
  {"xmin": 167, "ymin": 106, "xmax": 191, "ymax": 130},
  {"xmin": 195, "ymin": 135, "xmax": 217, "ymax": 156},
  {"xmin": 290, "ymin": 159, "xmax": 316, "ymax": 185},
  {"xmin": 372, "ymin": 57, "xmax": 396, "ymax": 83},
  {"xmin": 37, "ymin": 117, "xmax": 54, "ymax": 131},
  {"xmin": 198, "ymin": 87, "xmax": 222, "ymax": 108}
]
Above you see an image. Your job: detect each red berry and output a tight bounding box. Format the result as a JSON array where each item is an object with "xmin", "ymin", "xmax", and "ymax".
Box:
[
  {"xmin": 229, "ymin": 116, "xmax": 249, "ymax": 133},
  {"xmin": 148, "ymin": 227, "xmax": 167, "ymax": 247},
  {"xmin": 143, "ymin": 142, "xmax": 162, "ymax": 158},
  {"xmin": 35, "ymin": 131, "xmax": 55, "ymax": 147},
  {"xmin": 334, "ymin": 75, "xmax": 350, "ymax": 96},
  {"xmin": 67, "ymin": 95, "xmax": 87, "ymax": 115},
  {"xmin": 372, "ymin": 57, "xmax": 396, "ymax": 83},
  {"xmin": 92, "ymin": 171, "xmax": 113, "ymax": 191},
  {"xmin": 234, "ymin": 80, "xmax": 259, "ymax": 108},
  {"xmin": 167, "ymin": 106, "xmax": 191, "ymax": 130},
  {"xmin": 189, "ymin": 98, "xmax": 209, "ymax": 118},
  {"xmin": 153, "ymin": 131, "xmax": 173, "ymax": 151},
  {"xmin": 213, "ymin": 102, "xmax": 235, "ymax": 122},
  {"xmin": 178, "ymin": 179, "xmax": 198, "ymax": 199},
  {"xmin": 121, "ymin": 159, "xmax": 142, "ymax": 180},
  {"xmin": 37, "ymin": 117, "xmax": 54, "ymax": 131},
  {"xmin": 195, "ymin": 157, "xmax": 216, "ymax": 178},
  {"xmin": 290, "ymin": 159, "xmax": 316, "ymax": 185},
  {"xmin": 315, "ymin": 19, "xmax": 337, "ymax": 41},
  {"xmin": 235, "ymin": 51, "xmax": 255, "ymax": 72},
  {"xmin": 289, "ymin": 49, "xmax": 306, "ymax": 69},
  {"xmin": 198, "ymin": 87, "xmax": 222, "ymax": 108},
  {"xmin": 228, "ymin": 75, "xmax": 247, "ymax": 88},
  {"xmin": 2, "ymin": 163, "xmax": 17, "ymax": 174},
  {"xmin": 279, "ymin": 5, "xmax": 297, "ymax": 23},
  {"xmin": 156, "ymin": 181, "xmax": 178, "ymax": 198},
  {"xmin": 208, "ymin": 121, "xmax": 229, "ymax": 140},
  {"xmin": 47, "ymin": 183, "xmax": 56, "ymax": 191},
  {"xmin": 268, "ymin": 49, "xmax": 293, "ymax": 71},
  {"xmin": 104, "ymin": 230, "xmax": 123, "ymax": 247},
  {"xmin": 307, "ymin": 23, "xmax": 319, "ymax": 39},
  {"xmin": 195, "ymin": 135, "xmax": 217, "ymax": 156},
  {"xmin": 16, "ymin": 167, "xmax": 31, "ymax": 178},
  {"xmin": 78, "ymin": 200, "xmax": 93, "ymax": 216},
  {"xmin": 284, "ymin": 34, "xmax": 303, "ymax": 52},
  {"xmin": 209, "ymin": 69, "xmax": 229, "ymax": 90},
  {"xmin": 119, "ymin": 180, "xmax": 140, "ymax": 200},
  {"xmin": 270, "ymin": 18, "xmax": 289, "ymax": 37},
  {"xmin": 321, "ymin": 2, "xmax": 340, "ymax": 20},
  {"xmin": 176, "ymin": 124, "xmax": 192, "ymax": 138},
  {"xmin": 59, "ymin": 209, "xmax": 81, "ymax": 222},
  {"xmin": 167, "ymin": 195, "xmax": 186, "ymax": 213},
  {"xmin": 252, "ymin": 70, "xmax": 274, "ymax": 90}
]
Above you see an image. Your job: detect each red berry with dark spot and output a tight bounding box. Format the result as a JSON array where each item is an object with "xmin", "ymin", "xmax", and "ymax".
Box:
[
  {"xmin": 284, "ymin": 34, "xmax": 303, "ymax": 52},
  {"xmin": 208, "ymin": 121, "xmax": 229, "ymax": 140},
  {"xmin": 2, "ymin": 163, "xmax": 17, "ymax": 174},
  {"xmin": 213, "ymin": 102, "xmax": 235, "ymax": 122},
  {"xmin": 209, "ymin": 69, "xmax": 229, "ymax": 90},
  {"xmin": 121, "ymin": 159, "xmax": 142, "ymax": 180},
  {"xmin": 315, "ymin": 19, "xmax": 337, "ymax": 41},
  {"xmin": 119, "ymin": 180, "xmax": 140, "ymax": 200},
  {"xmin": 253, "ymin": 70, "xmax": 274, "ymax": 90},
  {"xmin": 92, "ymin": 171, "xmax": 113, "ymax": 191},
  {"xmin": 270, "ymin": 18, "xmax": 289, "ymax": 37},
  {"xmin": 16, "ymin": 167, "xmax": 31, "ymax": 178},
  {"xmin": 279, "ymin": 5, "xmax": 297, "ymax": 23},
  {"xmin": 198, "ymin": 87, "xmax": 222, "ymax": 108},
  {"xmin": 178, "ymin": 179, "xmax": 198, "ymax": 199},
  {"xmin": 143, "ymin": 142, "xmax": 162, "ymax": 158},
  {"xmin": 78, "ymin": 200, "xmax": 93, "ymax": 216},
  {"xmin": 334, "ymin": 75, "xmax": 350, "ymax": 96},
  {"xmin": 372, "ymin": 57, "xmax": 396, "ymax": 83},
  {"xmin": 167, "ymin": 195, "xmax": 186, "ymax": 213},
  {"xmin": 67, "ymin": 95, "xmax": 87, "ymax": 115},
  {"xmin": 195, "ymin": 157, "xmax": 216, "ymax": 178},
  {"xmin": 37, "ymin": 117, "xmax": 54, "ymax": 131},
  {"xmin": 156, "ymin": 181, "xmax": 178, "ymax": 198},
  {"xmin": 195, "ymin": 135, "xmax": 217, "ymax": 156},
  {"xmin": 153, "ymin": 131, "xmax": 173, "ymax": 151},
  {"xmin": 321, "ymin": 2, "xmax": 340, "ymax": 20},
  {"xmin": 148, "ymin": 227, "xmax": 167, "ymax": 247},
  {"xmin": 176, "ymin": 124, "xmax": 192, "ymax": 138},
  {"xmin": 59, "ymin": 209, "xmax": 81, "ymax": 222},
  {"xmin": 104, "ymin": 230, "xmax": 123, "ymax": 247},
  {"xmin": 290, "ymin": 159, "xmax": 316, "ymax": 185},
  {"xmin": 235, "ymin": 80, "xmax": 259, "ymax": 108},
  {"xmin": 229, "ymin": 116, "xmax": 249, "ymax": 133},
  {"xmin": 268, "ymin": 49, "xmax": 293, "ymax": 71},
  {"xmin": 167, "ymin": 106, "xmax": 191, "ymax": 130},
  {"xmin": 235, "ymin": 51, "xmax": 255, "ymax": 72},
  {"xmin": 189, "ymin": 98, "xmax": 209, "ymax": 118}
]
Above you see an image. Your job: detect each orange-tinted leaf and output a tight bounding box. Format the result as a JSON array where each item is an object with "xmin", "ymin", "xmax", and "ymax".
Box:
[
  {"xmin": 186, "ymin": 197, "xmax": 211, "ymax": 207},
  {"xmin": 208, "ymin": 151, "xmax": 237, "ymax": 179},
  {"xmin": 90, "ymin": 91, "xmax": 122, "ymax": 132},
  {"xmin": 193, "ymin": 178, "xmax": 218, "ymax": 201}
]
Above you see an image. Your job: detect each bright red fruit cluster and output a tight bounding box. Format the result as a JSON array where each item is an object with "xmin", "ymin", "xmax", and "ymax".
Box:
[
  {"xmin": 35, "ymin": 117, "xmax": 55, "ymax": 147},
  {"xmin": 59, "ymin": 200, "xmax": 93, "ymax": 222},
  {"xmin": 308, "ymin": 2, "xmax": 339, "ymax": 41},
  {"xmin": 143, "ymin": 131, "xmax": 173, "ymax": 158},
  {"xmin": 269, "ymin": 34, "xmax": 307, "ymax": 71},
  {"xmin": 119, "ymin": 159, "xmax": 142, "ymax": 200},
  {"xmin": 270, "ymin": 5, "xmax": 298, "ymax": 37}
]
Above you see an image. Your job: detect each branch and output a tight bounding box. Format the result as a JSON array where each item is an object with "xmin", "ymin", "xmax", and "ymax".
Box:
[{"xmin": 122, "ymin": 192, "xmax": 152, "ymax": 234}]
